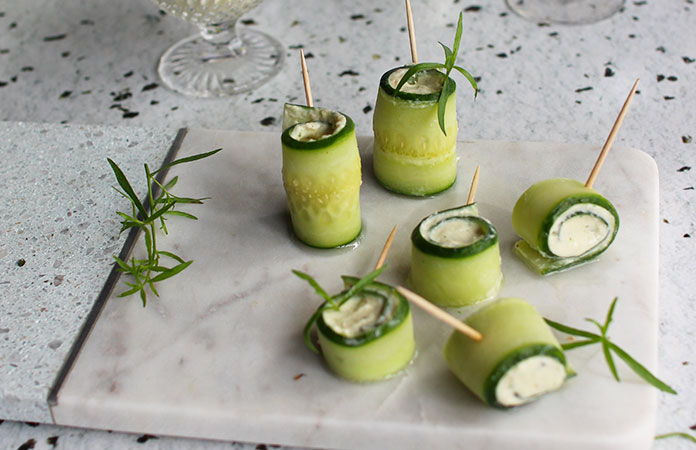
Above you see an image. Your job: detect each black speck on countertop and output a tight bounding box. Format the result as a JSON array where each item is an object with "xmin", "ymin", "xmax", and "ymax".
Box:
[
  {"xmin": 46, "ymin": 436, "xmax": 58, "ymax": 448},
  {"xmin": 350, "ymin": 14, "xmax": 365, "ymax": 20},
  {"xmin": 43, "ymin": 34, "xmax": 67, "ymax": 42},
  {"xmin": 142, "ymin": 82, "xmax": 158, "ymax": 91},
  {"xmin": 496, "ymin": 53, "xmax": 507, "ymax": 58},
  {"xmin": 251, "ymin": 98, "xmax": 264, "ymax": 104},
  {"xmin": 304, "ymin": 52, "xmax": 314, "ymax": 59},
  {"xmin": 363, "ymin": 104, "xmax": 372, "ymax": 114},
  {"xmin": 656, "ymin": 46, "xmax": 666, "ymax": 53},
  {"xmin": 17, "ymin": 259, "xmax": 26, "ymax": 267},
  {"xmin": 664, "ymin": 96, "xmax": 675, "ymax": 100},
  {"xmin": 677, "ymin": 166, "xmax": 691, "ymax": 172},
  {"xmin": 684, "ymin": 234, "xmax": 691, "ymax": 238},
  {"xmin": 123, "ymin": 70, "xmax": 134, "ymax": 78},
  {"xmin": 575, "ymin": 86, "xmax": 593, "ymax": 93},
  {"xmin": 464, "ymin": 6, "xmax": 482, "ymax": 12},
  {"xmin": 241, "ymin": 19, "xmax": 256, "ymax": 25},
  {"xmin": 17, "ymin": 439, "xmax": 36, "ymax": 450},
  {"xmin": 59, "ymin": 90, "xmax": 71, "ymax": 99},
  {"xmin": 604, "ymin": 67, "xmax": 615, "ymax": 77},
  {"xmin": 136, "ymin": 434, "xmax": 158, "ymax": 443},
  {"xmin": 683, "ymin": 56, "xmax": 695, "ymax": 64},
  {"xmin": 260, "ymin": 117, "xmax": 276, "ymax": 126},
  {"xmin": 339, "ymin": 70, "xmax": 359, "ymax": 77},
  {"xmin": 682, "ymin": 136, "xmax": 692, "ymax": 143}
]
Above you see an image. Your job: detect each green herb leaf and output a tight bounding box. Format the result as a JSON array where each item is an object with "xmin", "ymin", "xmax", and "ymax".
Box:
[
  {"xmin": 153, "ymin": 148, "xmax": 222, "ymax": 175},
  {"xmin": 165, "ymin": 211, "xmax": 199, "ymax": 220},
  {"xmin": 546, "ymin": 298, "xmax": 677, "ymax": 394},
  {"xmin": 451, "ymin": 65, "xmax": 479, "ymax": 98},
  {"xmin": 108, "ymin": 158, "xmax": 147, "ymax": 218},
  {"xmin": 602, "ymin": 339, "xmax": 620, "ymax": 381},
  {"xmin": 332, "ymin": 266, "xmax": 386, "ymax": 307},
  {"xmin": 450, "ymin": 12, "xmax": 464, "ymax": 69},
  {"xmin": 109, "ymin": 149, "xmax": 218, "ymax": 305},
  {"xmin": 560, "ymin": 338, "xmax": 600, "ymax": 351},
  {"xmin": 437, "ymin": 77, "xmax": 456, "ymax": 136},
  {"xmin": 150, "ymin": 260, "xmax": 193, "ymax": 282},
  {"xmin": 292, "ymin": 270, "xmax": 332, "ymax": 303},
  {"xmin": 544, "ymin": 318, "xmax": 601, "ymax": 340},
  {"xmin": 655, "ymin": 432, "xmax": 696, "ymax": 443},
  {"xmin": 438, "ymin": 42, "xmax": 453, "ymax": 66},
  {"xmin": 607, "ymin": 341, "xmax": 677, "ymax": 394}
]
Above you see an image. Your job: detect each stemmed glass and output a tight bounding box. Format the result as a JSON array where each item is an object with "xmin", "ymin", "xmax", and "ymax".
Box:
[
  {"xmin": 151, "ymin": 0, "xmax": 284, "ymax": 97},
  {"xmin": 506, "ymin": 0, "xmax": 625, "ymax": 24}
]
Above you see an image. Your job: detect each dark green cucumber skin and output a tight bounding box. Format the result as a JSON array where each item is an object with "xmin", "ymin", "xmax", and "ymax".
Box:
[
  {"xmin": 411, "ymin": 213, "xmax": 499, "ymax": 259},
  {"xmin": 538, "ymin": 194, "xmax": 619, "ymax": 257},
  {"xmin": 281, "ymin": 113, "xmax": 355, "ymax": 151},
  {"xmin": 379, "ymin": 66, "xmax": 456, "ymax": 103},
  {"xmin": 316, "ymin": 283, "xmax": 411, "ymax": 348},
  {"xmin": 483, "ymin": 344, "xmax": 567, "ymax": 409}
]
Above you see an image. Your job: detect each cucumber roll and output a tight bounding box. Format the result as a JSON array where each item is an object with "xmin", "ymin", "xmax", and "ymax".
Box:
[
  {"xmin": 316, "ymin": 277, "xmax": 415, "ymax": 382},
  {"xmin": 281, "ymin": 103, "xmax": 362, "ymax": 248},
  {"xmin": 409, "ymin": 204, "xmax": 502, "ymax": 307},
  {"xmin": 444, "ymin": 297, "xmax": 570, "ymax": 408},
  {"xmin": 372, "ymin": 67, "xmax": 458, "ymax": 196},
  {"xmin": 511, "ymin": 178, "xmax": 619, "ymax": 275}
]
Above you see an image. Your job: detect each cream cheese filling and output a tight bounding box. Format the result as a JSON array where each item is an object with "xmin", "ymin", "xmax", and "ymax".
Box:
[
  {"xmin": 388, "ymin": 67, "xmax": 444, "ymax": 94},
  {"xmin": 547, "ymin": 203, "xmax": 615, "ymax": 258},
  {"xmin": 322, "ymin": 294, "xmax": 385, "ymax": 338},
  {"xmin": 428, "ymin": 218, "xmax": 484, "ymax": 248},
  {"xmin": 289, "ymin": 114, "xmax": 346, "ymax": 142},
  {"xmin": 495, "ymin": 355, "xmax": 566, "ymax": 407}
]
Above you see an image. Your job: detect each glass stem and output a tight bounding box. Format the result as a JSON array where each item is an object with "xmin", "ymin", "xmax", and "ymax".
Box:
[{"xmin": 200, "ymin": 18, "xmax": 245, "ymax": 56}]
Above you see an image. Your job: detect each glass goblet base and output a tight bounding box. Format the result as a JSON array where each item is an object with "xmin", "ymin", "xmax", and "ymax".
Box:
[
  {"xmin": 157, "ymin": 28, "xmax": 284, "ymax": 97},
  {"xmin": 506, "ymin": 0, "xmax": 625, "ymax": 24}
]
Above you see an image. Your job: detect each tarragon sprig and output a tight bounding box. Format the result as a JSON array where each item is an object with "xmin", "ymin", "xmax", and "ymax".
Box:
[
  {"xmin": 545, "ymin": 297, "xmax": 677, "ymax": 394},
  {"xmin": 395, "ymin": 11, "xmax": 478, "ymax": 136},
  {"xmin": 108, "ymin": 148, "xmax": 221, "ymax": 306},
  {"xmin": 293, "ymin": 266, "xmax": 386, "ymax": 353}
]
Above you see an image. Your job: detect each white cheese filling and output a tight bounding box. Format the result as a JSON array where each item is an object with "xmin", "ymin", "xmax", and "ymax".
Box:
[
  {"xmin": 388, "ymin": 67, "xmax": 444, "ymax": 94},
  {"xmin": 322, "ymin": 294, "xmax": 385, "ymax": 338},
  {"xmin": 289, "ymin": 115, "xmax": 346, "ymax": 142},
  {"xmin": 495, "ymin": 355, "xmax": 566, "ymax": 407},
  {"xmin": 547, "ymin": 203, "xmax": 615, "ymax": 258},
  {"xmin": 428, "ymin": 218, "xmax": 484, "ymax": 248}
]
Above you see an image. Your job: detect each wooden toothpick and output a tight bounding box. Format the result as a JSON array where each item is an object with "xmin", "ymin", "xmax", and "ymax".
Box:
[
  {"xmin": 405, "ymin": 0, "xmax": 418, "ymax": 64},
  {"xmin": 396, "ymin": 286, "xmax": 483, "ymax": 342},
  {"xmin": 374, "ymin": 225, "xmax": 398, "ymax": 270},
  {"xmin": 466, "ymin": 165, "xmax": 480, "ymax": 205},
  {"xmin": 300, "ymin": 49, "xmax": 314, "ymax": 107},
  {"xmin": 585, "ymin": 79, "xmax": 639, "ymax": 189}
]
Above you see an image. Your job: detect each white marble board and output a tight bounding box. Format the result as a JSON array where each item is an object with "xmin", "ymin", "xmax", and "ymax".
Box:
[{"xmin": 52, "ymin": 129, "xmax": 659, "ymax": 450}]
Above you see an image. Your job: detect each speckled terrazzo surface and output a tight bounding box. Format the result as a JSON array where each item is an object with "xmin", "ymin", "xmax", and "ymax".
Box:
[
  {"xmin": 0, "ymin": 122, "xmax": 175, "ymax": 422},
  {"xmin": 0, "ymin": 0, "xmax": 694, "ymax": 448}
]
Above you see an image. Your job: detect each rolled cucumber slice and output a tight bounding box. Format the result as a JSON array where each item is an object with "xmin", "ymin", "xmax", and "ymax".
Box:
[
  {"xmin": 511, "ymin": 178, "xmax": 619, "ymax": 275},
  {"xmin": 372, "ymin": 67, "xmax": 458, "ymax": 196},
  {"xmin": 443, "ymin": 297, "xmax": 569, "ymax": 408},
  {"xmin": 409, "ymin": 203, "xmax": 502, "ymax": 307},
  {"xmin": 316, "ymin": 279, "xmax": 415, "ymax": 382},
  {"xmin": 281, "ymin": 103, "xmax": 362, "ymax": 248}
]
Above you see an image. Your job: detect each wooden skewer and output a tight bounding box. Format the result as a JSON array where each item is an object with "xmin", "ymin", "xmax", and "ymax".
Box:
[
  {"xmin": 396, "ymin": 286, "xmax": 483, "ymax": 341},
  {"xmin": 374, "ymin": 225, "xmax": 398, "ymax": 270},
  {"xmin": 405, "ymin": 0, "xmax": 418, "ymax": 64},
  {"xmin": 300, "ymin": 49, "xmax": 314, "ymax": 107},
  {"xmin": 466, "ymin": 165, "xmax": 480, "ymax": 205},
  {"xmin": 585, "ymin": 79, "xmax": 639, "ymax": 189}
]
